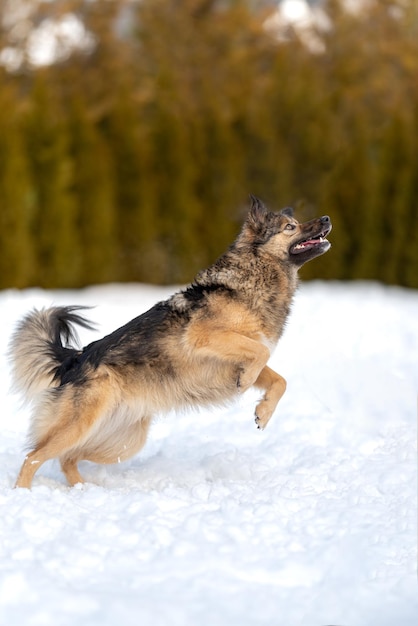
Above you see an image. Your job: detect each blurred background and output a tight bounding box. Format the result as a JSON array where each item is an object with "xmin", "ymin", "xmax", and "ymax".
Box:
[{"xmin": 0, "ymin": 0, "xmax": 417, "ymax": 289}]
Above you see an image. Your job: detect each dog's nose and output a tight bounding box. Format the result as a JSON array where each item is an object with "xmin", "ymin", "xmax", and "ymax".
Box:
[{"xmin": 320, "ymin": 215, "xmax": 331, "ymax": 224}]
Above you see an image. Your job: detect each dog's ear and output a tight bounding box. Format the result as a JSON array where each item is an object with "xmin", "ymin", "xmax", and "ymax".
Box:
[
  {"xmin": 280, "ymin": 206, "xmax": 294, "ymax": 218},
  {"xmin": 247, "ymin": 195, "xmax": 268, "ymax": 229}
]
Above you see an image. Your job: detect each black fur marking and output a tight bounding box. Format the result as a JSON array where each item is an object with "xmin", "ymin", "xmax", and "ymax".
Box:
[
  {"xmin": 56, "ymin": 302, "xmax": 181, "ymax": 386},
  {"xmin": 56, "ymin": 284, "xmax": 238, "ymax": 387},
  {"xmin": 46, "ymin": 307, "xmax": 94, "ymax": 385},
  {"xmin": 52, "ymin": 348, "xmax": 84, "ymax": 385},
  {"xmin": 183, "ymin": 282, "xmax": 235, "ymax": 304},
  {"xmin": 50, "ymin": 306, "xmax": 95, "ymax": 346}
]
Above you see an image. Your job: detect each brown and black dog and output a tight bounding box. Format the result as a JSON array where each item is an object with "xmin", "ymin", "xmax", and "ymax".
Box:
[{"xmin": 9, "ymin": 196, "xmax": 331, "ymax": 488}]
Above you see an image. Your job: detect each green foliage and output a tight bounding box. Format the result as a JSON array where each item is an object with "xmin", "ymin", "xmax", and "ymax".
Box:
[
  {"xmin": 0, "ymin": 0, "xmax": 417, "ymax": 289},
  {"xmin": 24, "ymin": 76, "xmax": 81, "ymax": 287},
  {"xmin": 0, "ymin": 84, "xmax": 35, "ymax": 288},
  {"xmin": 68, "ymin": 95, "xmax": 117, "ymax": 286}
]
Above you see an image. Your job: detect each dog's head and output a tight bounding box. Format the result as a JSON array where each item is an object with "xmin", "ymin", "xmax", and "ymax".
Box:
[{"xmin": 241, "ymin": 196, "xmax": 332, "ymax": 266}]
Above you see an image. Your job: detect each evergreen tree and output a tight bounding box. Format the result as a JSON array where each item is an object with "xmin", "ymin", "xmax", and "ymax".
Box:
[
  {"xmin": 68, "ymin": 96, "xmax": 118, "ymax": 285},
  {"xmin": 0, "ymin": 0, "xmax": 417, "ymax": 289},
  {"xmin": 24, "ymin": 75, "xmax": 80, "ymax": 288},
  {"xmin": 0, "ymin": 84, "xmax": 34, "ymax": 288}
]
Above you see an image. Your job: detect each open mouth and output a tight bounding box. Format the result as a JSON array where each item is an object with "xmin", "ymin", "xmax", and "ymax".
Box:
[{"xmin": 290, "ymin": 225, "xmax": 332, "ymax": 255}]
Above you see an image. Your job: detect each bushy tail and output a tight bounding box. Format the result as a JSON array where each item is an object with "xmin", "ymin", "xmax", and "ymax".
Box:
[{"xmin": 9, "ymin": 306, "xmax": 95, "ymax": 401}]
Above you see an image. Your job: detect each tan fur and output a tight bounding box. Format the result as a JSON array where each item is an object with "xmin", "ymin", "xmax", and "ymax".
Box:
[{"xmin": 10, "ymin": 197, "xmax": 331, "ymax": 488}]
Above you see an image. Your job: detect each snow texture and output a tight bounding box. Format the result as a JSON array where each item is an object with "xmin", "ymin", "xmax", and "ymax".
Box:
[{"xmin": 0, "ymin": 281, "xmax": 417, "ymax": 626}]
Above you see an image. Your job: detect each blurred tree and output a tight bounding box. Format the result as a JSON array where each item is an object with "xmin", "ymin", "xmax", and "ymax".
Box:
[
  {"xmin": 67, "ymin": 96, "xmax": 118, "ymax": 285},
  {"xmin": 0, "ymin": 0, "xmax": 417, "ymax": 289},
  {"xmin": 24, "ymin": 75, "xmax": 80, "ymax": 287},
  {"xmin": 0, "ymin": 82, "xmax": 34, "ymax": 287}
]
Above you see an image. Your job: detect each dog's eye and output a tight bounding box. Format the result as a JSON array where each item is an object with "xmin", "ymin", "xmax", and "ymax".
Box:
[{"xmin": 285, "ymin": 224, "xmax": 296, "ymax": 231}]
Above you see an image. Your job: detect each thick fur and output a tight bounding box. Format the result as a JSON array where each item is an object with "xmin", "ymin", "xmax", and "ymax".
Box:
[{"xmin": 9, "ymin": 197, "xmax": 332, "ymax": 488}]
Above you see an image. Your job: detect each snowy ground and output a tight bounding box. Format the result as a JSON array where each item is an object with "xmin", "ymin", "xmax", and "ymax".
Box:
[{"xmin": 0, "ymin": 281, "xmax": 417, "ymax": 626}]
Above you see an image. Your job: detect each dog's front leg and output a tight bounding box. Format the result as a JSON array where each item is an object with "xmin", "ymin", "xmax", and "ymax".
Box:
[
  {"xmin": 190, "ymin": 328, "xmax": 270, "ymax": 392},
  {"xmin": 253, "ymin": 366, "xmax": 287, "ymax": 430}
]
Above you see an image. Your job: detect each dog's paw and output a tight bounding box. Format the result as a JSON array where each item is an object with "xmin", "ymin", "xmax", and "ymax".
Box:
[
  {"xmin": 254, "ymin": 415, "xmax": 268, "ymax": 430},
  {"xmin": 254, "ymin": 400, "xmax": 273, "ymax": 430}
]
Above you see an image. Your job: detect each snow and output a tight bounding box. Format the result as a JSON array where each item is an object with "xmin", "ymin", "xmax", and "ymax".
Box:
[{"xmin": 0, "ymin": 281, "xmax": 417, "ymax": 626}]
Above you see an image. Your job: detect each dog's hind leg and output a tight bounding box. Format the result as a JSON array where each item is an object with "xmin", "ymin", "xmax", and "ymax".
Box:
[
  {"xmin": 15, "ymin": 382, "xmax": 113, "ymax": 489},
  {"xmin": 80, "ymin": 414, "xmax": 153, "ymax": 466},
  {"xmin": 15, "ymin": 445, "xmax": 66, "ymax": 489},
  {"xmin": 253, "ymin": 366, "xmax": 287, "ymax": 430},
  {"xmin": 58, "ymin": 415, "xmax": 153, "ymax": 485},
  {"xmin": 60, "ymin": 457, "xmax": 85, "ymax": 486}
]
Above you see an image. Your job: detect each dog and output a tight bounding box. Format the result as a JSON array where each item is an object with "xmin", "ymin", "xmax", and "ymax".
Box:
[{"xmin": 9, "ymin": 196, "xmax": 332, "ymax": 488}]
